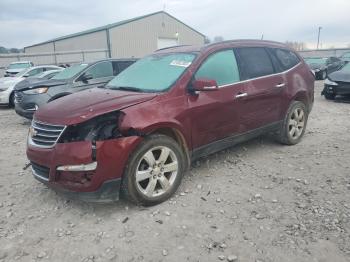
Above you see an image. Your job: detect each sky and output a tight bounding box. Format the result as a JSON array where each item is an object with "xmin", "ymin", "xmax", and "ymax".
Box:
[{"xmin": 0, "ymin": 0, "xmax": 349, "ymax": 49}]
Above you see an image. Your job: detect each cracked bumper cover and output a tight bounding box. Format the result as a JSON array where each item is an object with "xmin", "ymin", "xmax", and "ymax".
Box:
[{"xmin": 27, "ymin": 136, "xmax": 142, "ymax": 202}]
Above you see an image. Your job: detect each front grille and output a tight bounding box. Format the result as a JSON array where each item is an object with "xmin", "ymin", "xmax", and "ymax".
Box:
[
  {"xmin": 14, "ymin": 91, "xmax": 23, "ymax": 103},
  {"xmin": 31, "ymin": 162, "xmax": 50, "ymax": 181},
  {"xmin": 29, "ymin": 121, "xmax": 66, "ymax": 148}
]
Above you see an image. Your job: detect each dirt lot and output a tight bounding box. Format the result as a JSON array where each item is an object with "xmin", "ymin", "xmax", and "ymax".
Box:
[{"xmin": 0, "ymin": 81, "xmax": 349, "ymax": 262}]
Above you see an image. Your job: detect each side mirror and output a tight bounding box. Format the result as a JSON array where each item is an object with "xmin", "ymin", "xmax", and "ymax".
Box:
[
  {"xmin": 80, "ymin": 73, "xmax": 93, "ymax": 82},
  {"xmin": 192, "ymin": 78, "xmax": 219, "ymax": 92}
]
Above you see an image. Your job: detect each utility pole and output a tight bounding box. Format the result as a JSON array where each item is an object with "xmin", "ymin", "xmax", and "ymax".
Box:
[{"xmin": 317, "ymin": 26, "xmax": 322, "ymax": 49}]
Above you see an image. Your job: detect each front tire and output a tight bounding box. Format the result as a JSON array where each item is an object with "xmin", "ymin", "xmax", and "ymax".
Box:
[
  {"xmin": 277, "ymin": 101, "xmax": 308, "ymax": 145},
  {"xmin": 9, "ymin": 92, "xmax": 15, "ymax": 108},
  {"xmin": 121, "ymin": 134, "xmax": 185, "ymax": 206},
  {"xmin": 324, "ymin": 93, "xmax": 335, "ymax": 100}
]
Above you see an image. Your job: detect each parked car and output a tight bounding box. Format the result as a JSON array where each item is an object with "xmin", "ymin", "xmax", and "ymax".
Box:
[
  {"xmin": 4, "ymin": 61, "xmax": 34, "ymax": 77},
  {"xmin": 26, "ymin": 40, "xmax": 314, "ymax": 205},
  {"xmin": 304, "ymin": 57, "xmax": 344, "ymax": 80},
  {"xmin": 340, "ymin": 52, "xmax": 350, "ymax": 63},
  {"xmin": 322, "ymin": 62, "xmax": 350, "ymax": 100},
  {"xmin": 0, "ymin": 65, "xmax": 61, "ymax": 107},
  {"xmin": 15, "ymin": 59, "xmax": 136, "ymax": 119}
]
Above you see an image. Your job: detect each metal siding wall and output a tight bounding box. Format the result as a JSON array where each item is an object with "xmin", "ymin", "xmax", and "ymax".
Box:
[
  {"xmin": 25, "ymin": 42, "xmax": 55, "ymax": 53},
  {"xmin": 55, "ymin": 31, "xmax": 108, "ymax": 52},
  {"xmin": 109, "ymin": 13, "xmax": 205, "ymax": 58}
]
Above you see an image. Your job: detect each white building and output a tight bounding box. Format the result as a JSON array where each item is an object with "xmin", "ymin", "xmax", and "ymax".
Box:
[{"xmin": 24, "ymin": 11, "xmax": 205, "ymax": 59}]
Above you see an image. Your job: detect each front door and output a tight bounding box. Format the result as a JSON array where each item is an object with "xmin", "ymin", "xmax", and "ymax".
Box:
[{"xmin": 187, "ymin": 49, "xmax": 244, "ymax": 150}]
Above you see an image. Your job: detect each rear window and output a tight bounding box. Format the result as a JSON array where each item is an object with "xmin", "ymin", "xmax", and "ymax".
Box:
[
  {"xmin": 235, "ymin": 47, "xmax": 274, "ymax": 80},
  {"xmin": 272, "ymin": 48, "xmax": 300, "ymax": 70}
]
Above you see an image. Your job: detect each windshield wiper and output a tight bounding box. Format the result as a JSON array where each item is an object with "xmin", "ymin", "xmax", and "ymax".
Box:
[{"xmin": 110, "ymin": 86, "xmax": 143, "ymax": 92}]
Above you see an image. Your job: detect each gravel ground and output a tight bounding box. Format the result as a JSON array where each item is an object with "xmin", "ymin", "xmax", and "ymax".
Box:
[{"xmin": 0, "ymin": 81, "xmax": 349, "ymax": 262}]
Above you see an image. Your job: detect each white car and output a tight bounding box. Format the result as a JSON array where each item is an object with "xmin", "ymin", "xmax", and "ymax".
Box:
[
  {"xmin": 4, "ymin": 61, "xmax": 34, "ymax": 77},
  {"xmin": 0, "ymin": 65, "xmax": 61, "ymax": 106}
]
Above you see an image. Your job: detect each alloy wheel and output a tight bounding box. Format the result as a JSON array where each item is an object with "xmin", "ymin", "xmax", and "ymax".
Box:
[
  {"xmin": 288, "ymin": 108, "xmax": 305, "ymax": 139},
  {"xmin": 135, "ymin": 146, "xmax": 178, "ymax": 198}
]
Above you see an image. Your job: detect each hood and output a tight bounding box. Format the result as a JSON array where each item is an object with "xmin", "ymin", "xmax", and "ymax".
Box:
[
  {"xmin": 6, "ymin": 68, "xmax": 24, "ymax": 74},
  {"xmin": 14, "ymin": 78, "xmax": 67, "ymax": 91},
  {"xmin": 0, "ymin": 77, "xmax": 24, "ymax": 87},
  {"xmin": 35, "ymin": 87, "xmax": 158, "ymax": 125},
  {"xmin": 328, "ymin": 70, "xmax": 350, "ymax": 82}
]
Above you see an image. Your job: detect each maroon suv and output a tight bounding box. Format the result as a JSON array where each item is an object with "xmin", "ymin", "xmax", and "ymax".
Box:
[{"xmin": 27, "ymin": 40, "xmax": 314, "ymax": 205}]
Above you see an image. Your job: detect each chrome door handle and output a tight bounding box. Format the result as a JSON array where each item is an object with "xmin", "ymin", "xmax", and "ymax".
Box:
[
  {"xmin": 235, "ymin": 93, "xmax": 248, "ymax": 98},
  {"xmin": 276, "ymin": 83, "xmax": 286, "ymax": 88}
]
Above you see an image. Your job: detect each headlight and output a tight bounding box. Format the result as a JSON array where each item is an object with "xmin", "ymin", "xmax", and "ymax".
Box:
[
  {"xmin": 324, "ymin": 78, "xmax": 338, "ymax": 86},
  {"xmin": 59, "ymin": 112, "xmax": 122, "ymax": 143},
  {"xmin": 23, "ymin": 87, "xmax": 48, "ymax": 95}
]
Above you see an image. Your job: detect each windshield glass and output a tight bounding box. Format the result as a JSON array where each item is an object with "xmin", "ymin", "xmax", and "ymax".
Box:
[
  {"xmin": 340, "ymin": 63, "xmax": 350, "ymax": 72},
  {"xmin": 304, "ymin": 58, "xmax": 327, "ymax": 65},
  {"xmin": 107, "ymin": 53, "xmax": 196, "ymax": 92},
  {"xmin": 52, "ymin": 64, "xmax": 88, "ymax": 80},
  {"xmin": 15, "ymin": 68, "xmax": 32, "ymax": 77},
  {"xmin": 8, "ymin": 63, "xmax": 30, "ymax": 69}
]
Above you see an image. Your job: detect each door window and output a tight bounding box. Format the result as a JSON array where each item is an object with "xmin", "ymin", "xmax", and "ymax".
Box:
[
  {"xmin": 85, "ymin": 61, "xmax": 113, "ymax": 79},
  {"xmin": 271, "ymin": 48, "xmax": 300, "ymax": 71},
  {"xmin": 235, "ymin": 47, "xmax": 275, "ymax": 80},
  {"xmin": 195, "ymin": 50, "xmax": 240, "ymax": 86}
]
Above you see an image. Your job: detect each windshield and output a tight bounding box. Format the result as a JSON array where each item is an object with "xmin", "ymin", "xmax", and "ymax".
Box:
[
  {"xmin": 340, "ymin": 63, "xmax": 350, "ymax": 72},
  {"xmin": 15, "ymin": 68, "xmax": 32, "ymax": 77},
  {"xmin": 304, "ymin": 58, "xmax": 327, "ymax": 65},
  {"xmin": 8, "ymin": 63, "xmax": 31, "ymax": 69},
  {"xmin": 107, "ymin": 53, "xmax": 196, "ymax": 92},
  {"xmin": 52, "ymin": 64, "xmax": 88, "ymax": 80}
]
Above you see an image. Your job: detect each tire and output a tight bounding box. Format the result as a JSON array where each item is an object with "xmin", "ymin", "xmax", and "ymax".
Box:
[
  {"xmin": 121, "ymin": 134, "xmax": 185, "ymax": 206},
  {"xmin": 8, "ymin": 92, "xmax": 15, "ymax": 108},
  {"xmin": 277, "ymin": 101, "xmax": 308, "ymax": 145},
  {"xmin": 324, "ymin": 93, "xmax": 335, "ymax": 100}
]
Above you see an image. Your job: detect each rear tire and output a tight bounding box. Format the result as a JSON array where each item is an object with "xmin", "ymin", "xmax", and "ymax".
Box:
[
  {"xmin": 277, "ymin": 101, "xmax": 308, "ymax": 145},
  {"xmin": 324, "ymin": 93, "xmax": 335, "ymax": 100},
  {"xmin": 121, "ymin": 134, "xmax": 185, "ymax": 206}
]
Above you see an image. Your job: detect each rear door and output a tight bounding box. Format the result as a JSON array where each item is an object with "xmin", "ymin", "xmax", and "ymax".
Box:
[
  {"xmin": 73, "ymin": 61, "xmax": 114, "ymax": 90},
  {"xmin": 188, "ymin": 49, "xmax": 245, "ymax": 149},
  {"xmin": 234, "ymin": 47, "xmax": 285, "ymax": 132}
]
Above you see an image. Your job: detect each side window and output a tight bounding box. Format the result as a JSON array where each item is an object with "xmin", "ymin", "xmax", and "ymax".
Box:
[
  {"xmin": 195, "ymin": 50, "xmax": 240, "ymax": 86},
  {"xmin": 235, "ymin": 47, "xmax": 275, "ymax": 80},
  {"xmin": 117, "ymin": 61, "xmax": 134, "ymax": 74},
  {"xmin": 272, "ymin": 48, "xmax": 300, "ymax": 71},
  {"xmin": 85, "ymin": 61, "xmax": 113, "ymax": 79}
]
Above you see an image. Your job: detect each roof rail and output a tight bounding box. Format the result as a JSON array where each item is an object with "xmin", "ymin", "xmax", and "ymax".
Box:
[{"xmin": 155, "ymin": 45, "xmax": 191, "ymax": 52}]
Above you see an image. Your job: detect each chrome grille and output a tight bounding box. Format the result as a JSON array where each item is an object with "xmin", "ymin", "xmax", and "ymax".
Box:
[
  {"xmin": 14, "ymin": 91, "xmax": 23, "ymax": 103},
  {"xmin": 29, "ymin": 121, "xmax": 66, "ymax": 148}
]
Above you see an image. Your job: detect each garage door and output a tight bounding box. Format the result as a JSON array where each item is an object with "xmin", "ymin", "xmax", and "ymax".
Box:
[{"xmin": 157, "ymin": 38, "xmax": 178, "ymax": 49}]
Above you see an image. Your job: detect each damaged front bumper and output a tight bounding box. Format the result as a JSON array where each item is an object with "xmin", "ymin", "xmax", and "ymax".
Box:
[{"xmin": 27, "ymin": 136, "xmax": 142, "ymax": 203}]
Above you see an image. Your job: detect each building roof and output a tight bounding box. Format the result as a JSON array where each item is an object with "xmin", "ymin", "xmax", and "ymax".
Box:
[{"xmin": 25, "ymin": 11, "xmax": 205, "ymax": 49}]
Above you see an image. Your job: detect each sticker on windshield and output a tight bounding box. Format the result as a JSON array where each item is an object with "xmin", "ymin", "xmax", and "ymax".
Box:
[{"xmin": 170, "ymin": 60, "xmax": 192, "ymax": 68}]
